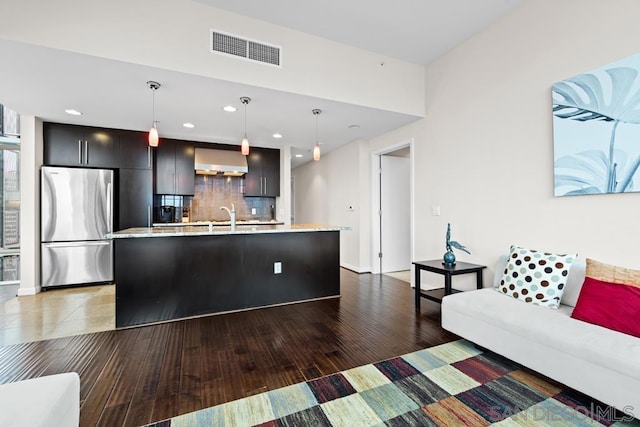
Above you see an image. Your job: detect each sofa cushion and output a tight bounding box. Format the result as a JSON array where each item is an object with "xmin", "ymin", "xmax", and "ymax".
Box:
[
  {"xmin": 558, "ymin": 259, "xmax": 585, "ymax": 307},
  {"xmin": 497, "ymin": 245, "xmax": 577, "ymax": 309},
  {"xmin": 492, "ymin": 254, "xmax": 510, "ymax": 288},
  {"xmin": 585, "ymin": 257, "xmax": 640, "ymax": 285},
  {"xmin": 443, "ymin": 289, "xmax": 640, "ymax": 381},
  {"xmin": 571, "ymin": 259, "xmax": 640, "ymax": 338},
  {"xmin": 493, "ymin": 255, "xmax": 585, "ymax": 307}
]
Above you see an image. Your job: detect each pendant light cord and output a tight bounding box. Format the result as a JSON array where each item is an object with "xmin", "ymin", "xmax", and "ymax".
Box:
[{"xmin": 152, "ymin": 88, "xmax": 156, "ymax": 127}]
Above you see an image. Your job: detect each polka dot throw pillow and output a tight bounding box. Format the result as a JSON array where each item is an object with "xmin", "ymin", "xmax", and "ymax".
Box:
[{"xmin": 497, "ymin": 245, "xmax": 577, "ymax": 309}]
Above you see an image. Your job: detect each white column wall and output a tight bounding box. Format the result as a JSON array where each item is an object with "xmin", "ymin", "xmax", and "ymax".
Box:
[
  {"xmin": 357, "ymin": 140, "xmax": 372, "ymax": 272},
  {"xmin": 278, "ymin": 145, "xmax": 292, "ymax": 225},
  {"xmin": 18, "ymin": 116, "xmax": 42, "ymax": 295}
]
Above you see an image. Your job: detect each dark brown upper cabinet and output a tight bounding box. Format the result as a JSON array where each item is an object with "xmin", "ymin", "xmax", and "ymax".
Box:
[
  {"xmin": 154, "ymin": 138, "xmax": 195, "ymax": 195},
  {"xmin": 119, "ymin": 130, "xmax": 152, "ymax": 169},
  {"xmin": 244, "ymin": 147, "xmax": 280, "ymax": 197},
  {"xmin": 43, "ymin": 122, "xmax": 120, "ymax": 168}
]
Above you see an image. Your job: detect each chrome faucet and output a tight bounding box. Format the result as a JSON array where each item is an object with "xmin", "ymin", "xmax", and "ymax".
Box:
[{"xmin": 220, "ymin": 203, "xmax": 236, "ymax": 231}]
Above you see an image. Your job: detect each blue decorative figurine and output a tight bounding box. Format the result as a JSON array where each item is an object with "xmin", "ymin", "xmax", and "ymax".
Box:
[{"xmin": 443, "ymin": 223, "xmax": 470, "ymax": 267}]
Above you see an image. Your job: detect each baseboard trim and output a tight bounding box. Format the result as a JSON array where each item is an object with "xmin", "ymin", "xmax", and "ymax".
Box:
[
  {"xmin": 17, "ymin": 286, "xmax": 40, "ymax": 296},
  {"xmin": 340, "ymin": 263, "xmax": 371, "ymax": 274}
]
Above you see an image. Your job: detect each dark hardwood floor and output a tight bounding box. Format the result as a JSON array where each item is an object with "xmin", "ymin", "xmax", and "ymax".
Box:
[{"xmin": 0, "ymin": 269, "xmax": 456, "ymax": 427}]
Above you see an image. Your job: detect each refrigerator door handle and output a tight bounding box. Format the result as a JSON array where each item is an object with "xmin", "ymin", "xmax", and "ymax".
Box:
[
  {"xmin": 44, "ymin": 241, "xmax": 111, "ymax": 248},
  {"xmin": 106, "ymin": 182, "xmax": 112, "ymax": 233}
]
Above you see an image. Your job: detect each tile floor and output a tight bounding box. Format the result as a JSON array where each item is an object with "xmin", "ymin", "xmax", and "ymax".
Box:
[{"xmin": 0, "ymin": 284, "xmax": 115, "ymax": 347}]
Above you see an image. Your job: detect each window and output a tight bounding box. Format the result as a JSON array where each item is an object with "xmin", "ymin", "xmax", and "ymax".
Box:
[{"xmin": 0, "ymin": 105, "xmax": 20, "ymax": 284}]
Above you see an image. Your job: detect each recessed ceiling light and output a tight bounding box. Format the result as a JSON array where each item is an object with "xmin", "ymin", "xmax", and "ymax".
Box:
[
  {"xmin": 348, "ymin": 124, "xmax": 360, "ymax": 129},
  {"xmin": 295, "ymin": 154, "xmax": 303, "ymax": 158},
  {"xmin": 65, "ymin": 109, "xmax": 82, "ymax": 116},
  {"xmin": 183, "ymin": 123, "xmax": 195, "ymax": 128},
  {"xmin": 223, "ymin": 105, "xmax": 237, "ymax": 112},
  {"xmin": 273, "ymin": 133, "xmax": 283, "ymax": 139}
]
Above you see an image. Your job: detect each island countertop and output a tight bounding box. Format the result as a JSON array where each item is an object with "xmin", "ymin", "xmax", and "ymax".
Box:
[{"xmin": 108, "ymin": 223, "xmax": 349, "ymax": 239}]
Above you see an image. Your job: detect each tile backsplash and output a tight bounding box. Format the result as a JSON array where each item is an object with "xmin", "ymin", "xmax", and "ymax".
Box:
[{"xmin": 189, "ymin": 175, "xmax": 275, "ymax": 221}]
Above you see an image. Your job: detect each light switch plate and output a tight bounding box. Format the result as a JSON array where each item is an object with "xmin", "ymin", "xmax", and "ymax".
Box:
[
  {"xmin": 251, "ymin": 208, "xmax": 257, "ymax": 215},
  {"xmin": 274, "ymin": 262, "xmax": 282, "ymax": 274}
]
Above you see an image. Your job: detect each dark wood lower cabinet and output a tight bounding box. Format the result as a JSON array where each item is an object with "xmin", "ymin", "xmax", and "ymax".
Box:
[{"xmin": 114, "ymin": 231, "xmax": 340, "ymax": 327}]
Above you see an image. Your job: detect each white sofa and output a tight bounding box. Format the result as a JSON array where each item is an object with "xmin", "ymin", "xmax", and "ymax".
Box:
[
  {"xmin": 442, "ymin": 258, "xmax": 640, "ymax": 419},
  {"xmin": 0, "ymin": 372, "xmax": 80, "ymax": 427}
]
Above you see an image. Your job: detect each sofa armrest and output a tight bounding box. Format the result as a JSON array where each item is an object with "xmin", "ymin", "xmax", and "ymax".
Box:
[{"xmin": 0, "ymin": 372, "xmax": 80, "ymax": 427}]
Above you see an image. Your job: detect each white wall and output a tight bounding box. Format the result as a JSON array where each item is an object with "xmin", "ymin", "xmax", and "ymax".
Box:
[
  {"xmin": 296, "ymin": 0, "xmax": 640, "ymax": 284},
  {"xmin": 292, "ymin": 140, "xmax": 368, "ymax": 271},
  {"xmin": 18, "ymin": 116, "xmax": 43, "ymax": 295},
  {"xmin": 277, "ymin": 146, "xmax": 292, "ymax": 225},
  {"xmin": 0, "ymin": 0, "xmax": 424, "ymax": 117},
  {"xmin": 369, "ymin": 0, "xmax": 640, "ymax": 285}
]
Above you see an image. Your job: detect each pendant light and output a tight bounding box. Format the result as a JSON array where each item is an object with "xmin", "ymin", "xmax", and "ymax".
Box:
[
  {"xmin": 147, "ymin": 81, "xmax": 161, "ymax": 147},
  {"xmin": 312, "ymin": 109, "xmax": 322, "ymax": 161},
  {"xmin": 240, "ymin": 96, "xmax": 251, "ymax": 156}
]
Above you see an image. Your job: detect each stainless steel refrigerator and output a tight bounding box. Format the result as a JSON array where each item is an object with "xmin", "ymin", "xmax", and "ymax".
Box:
[{"xmin": 41, "ymin": 166, "xmax": 113, "ymax": 288}]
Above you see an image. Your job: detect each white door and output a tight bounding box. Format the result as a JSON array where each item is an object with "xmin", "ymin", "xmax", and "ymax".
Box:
[{"xmin": 380, "ymin": 155, "xmax": 410, "ymax": 272}]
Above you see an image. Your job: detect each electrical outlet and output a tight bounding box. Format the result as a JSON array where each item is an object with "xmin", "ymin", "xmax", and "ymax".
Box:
[
  {"xmin": 274, "ymin": 262, "xmax": 282, "ymax": 274},
  {"xmin": 431, "ymin": 206, "xmax": 441, "ymax": 216},
  {"xmin": 251, "ymin": 208, "xmax": 257, "ymax": 215}
]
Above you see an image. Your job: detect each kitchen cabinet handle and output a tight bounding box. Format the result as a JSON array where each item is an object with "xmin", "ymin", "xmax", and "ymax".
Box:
[
  {"xmin": 78, "ymin": 140, "xmax": 82, "ymax": 164},
  {"xmin": 264, "ymin": 177, "xmax": 267, "ymax": 195},
  {"xmin": 147, "ymin": 205, "xmax": 151, "ymax": 227},
  {"xmin": 147, "ymin": 146, "xmax": 151, "ymax": 169},
  {"xmin": 84, "ymin": 140, "xmax": 88, "ymax": 164}
]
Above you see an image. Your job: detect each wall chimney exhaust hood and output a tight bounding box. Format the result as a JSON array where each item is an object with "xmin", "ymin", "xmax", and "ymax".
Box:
[{"xmin": 195, "ymin": 148, "xmax": 248, "ymax": 176}]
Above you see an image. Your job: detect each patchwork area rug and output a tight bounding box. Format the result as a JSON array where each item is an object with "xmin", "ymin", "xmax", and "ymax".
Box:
[{"xmin": 149, "ymin": 340, "xmax": 639, "ymax": 426}]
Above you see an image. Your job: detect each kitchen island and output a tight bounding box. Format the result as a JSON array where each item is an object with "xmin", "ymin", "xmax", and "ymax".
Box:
[{"xmin": 109, "ymin": 224, "xmax": 346, "ymax": 328}]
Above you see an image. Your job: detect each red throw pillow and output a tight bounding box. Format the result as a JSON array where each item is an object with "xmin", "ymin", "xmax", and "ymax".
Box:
[{"xmin": 571, "ymin": 276, "xmax": 640, "ymax": 338}]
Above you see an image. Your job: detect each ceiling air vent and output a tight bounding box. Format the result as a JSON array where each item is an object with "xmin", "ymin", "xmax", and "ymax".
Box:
[{"xmin": 211, "ymin": 30, "xmax": 281, "ymax": 67}]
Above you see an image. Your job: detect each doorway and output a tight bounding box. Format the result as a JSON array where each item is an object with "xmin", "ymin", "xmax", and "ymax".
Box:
[{"xmin": 372, "ymin": 141, "xmax": 413, "ymax": 284}]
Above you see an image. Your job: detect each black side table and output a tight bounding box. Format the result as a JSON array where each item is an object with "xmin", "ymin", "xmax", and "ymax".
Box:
[{"xmin": 413, "ymin": 260, "xmax": 486, "ymax": 309}]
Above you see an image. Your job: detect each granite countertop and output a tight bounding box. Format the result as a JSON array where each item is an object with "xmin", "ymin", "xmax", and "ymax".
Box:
[
  {"xmin": 108, "ymin": 224, "xmax": 350, "ymax": 239},
  {"xmin": 152, "ymin": 220, "xmax": 284, "ymax": 227}
]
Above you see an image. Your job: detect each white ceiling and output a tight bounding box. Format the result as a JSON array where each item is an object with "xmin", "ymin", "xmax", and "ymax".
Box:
[
  {"xmin": 0, "ymin": 1, "xmax": 523, "ymax": 168},
  {"xmin": 194, "ymin": 0, "xmax": 524, "ymax": 65}
]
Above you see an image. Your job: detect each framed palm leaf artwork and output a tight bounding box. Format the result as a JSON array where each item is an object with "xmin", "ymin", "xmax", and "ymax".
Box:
[{"xmin": 552, "ymin": 54, "xmax": 640, "ymax": 196}]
